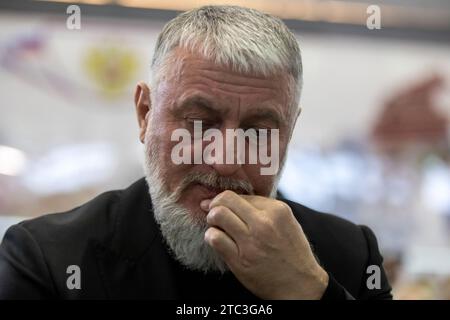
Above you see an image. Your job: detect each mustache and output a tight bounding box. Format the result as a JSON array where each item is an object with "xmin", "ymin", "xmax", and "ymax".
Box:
[{"xmin": 171, "ymin": 171, "xmax": 254, "ymax": 201}]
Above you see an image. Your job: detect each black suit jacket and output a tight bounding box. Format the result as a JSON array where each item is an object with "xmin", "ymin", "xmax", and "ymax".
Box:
[{"xmin": 0, "ymin": 178, "xmax": 392, "ymax": 299}]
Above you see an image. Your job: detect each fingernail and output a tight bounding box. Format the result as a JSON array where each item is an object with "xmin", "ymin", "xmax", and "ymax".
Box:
[{"xmin": 200, "ymin": 199, "xmax": 211, "ymax": 211}]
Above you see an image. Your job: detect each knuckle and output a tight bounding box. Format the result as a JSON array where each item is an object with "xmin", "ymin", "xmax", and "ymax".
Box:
[
  {"xmin": 205, "ymin": 228, "xmax": 220, "ymax": 245},
  {"xmin": 271, "ymin": 201, "xmax": 293, "ymax": 223},
  {"xmin": 214, "ymin": 191, "xmax": 228, "ymax": 203},
  {"xmin": 206, "ymin": 209, "xmax": 216, "ymax": 224},
  {"xmin": 207, "ymin": 206, "xmax": 225, "ymax": 224},
  {"xmin": 224, "ymin": 189, "xmax": 235, "ymax": 196},
  {"xmin": 275, "ymin": 200, "xmax": 290, "ymax": 214},
  {"xmin": 221, "ymin": 190, "xmax": 234, "ymax": 199}
]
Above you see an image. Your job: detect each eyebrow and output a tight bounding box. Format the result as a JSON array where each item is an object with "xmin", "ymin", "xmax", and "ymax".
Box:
[
  {"xmin": 174, "ymin": 95, "xmax": 223, "ymax": 116},
  {"xmin": 174, "ymin": 94, "xmax": 285, "ymax": 127},
  {"xmin": 243, "ymin": 107, "xmax": 284, "ymax": 128}
]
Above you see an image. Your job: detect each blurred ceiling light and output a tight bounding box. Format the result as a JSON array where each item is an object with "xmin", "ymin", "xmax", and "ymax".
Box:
[
  {"xmin": 0, "ymin": 145, "xmax": 27, "ymax": 176},
  {"xmin": 23, "ymin": 142, "xmax": 116, "ymax": 194},
  {"xmin": 37, "ymin": 0, "xmax": 450, "ymax": 30}
]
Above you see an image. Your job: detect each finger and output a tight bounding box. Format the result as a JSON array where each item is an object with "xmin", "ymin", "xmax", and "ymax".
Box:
[
  {"xmin": 200, "ymin": 199, "xmax": 211, "ymax": 211},
  {"xmin": 241, "ymin": 196, "xmax": 296, "ymax": 229},
  {"xmin": 239, "ymin": 194, "xmax": 275, "ymax": 211},
  {"xmin": 204, "ymin": 227, "xmax": 239, "ymax": 266},
  {"xmin": 209, "ymin": 190, "xmax": 258, "ymax": 224},
  {"xmin": 206, "ymin": 205, "xmax": 249, "ymax": 244}
]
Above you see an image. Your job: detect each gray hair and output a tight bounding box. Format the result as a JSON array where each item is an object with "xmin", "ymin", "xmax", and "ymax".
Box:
[{"xmin": 150, "ymin": 5, "xmax": 303, "ymax": 121}]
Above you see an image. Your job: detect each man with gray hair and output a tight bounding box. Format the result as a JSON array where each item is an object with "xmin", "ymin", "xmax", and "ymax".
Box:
[{"xmin": 0, "ymin": 5, "xmax": 392, "ymax": 300}]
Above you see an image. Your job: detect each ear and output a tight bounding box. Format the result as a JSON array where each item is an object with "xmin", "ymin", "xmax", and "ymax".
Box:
[{"xmin": 134, "ymin": 82, "xmax": 151, "ymax": 143}]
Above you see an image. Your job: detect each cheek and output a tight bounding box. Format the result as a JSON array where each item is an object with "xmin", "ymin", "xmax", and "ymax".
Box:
[
  {"xmin": 244, "ymin": 140, "xmax": 288, "ymax": 196},
  {"xmin": 147, "ymin": 123, "xmax": 188, "ymax": 188},
  {"xmin": 243, "ymin": 165, "xmax": 276, "ymax": 196}
]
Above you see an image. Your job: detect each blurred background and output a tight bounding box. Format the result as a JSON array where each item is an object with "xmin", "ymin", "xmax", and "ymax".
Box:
[{"xmin": 0, "ymin": 0, "xmax": 449, "ymax": 299}]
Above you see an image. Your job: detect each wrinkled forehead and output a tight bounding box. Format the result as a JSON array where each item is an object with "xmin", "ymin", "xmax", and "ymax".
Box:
[
  {"xmin": 154, "ymin": 47, "xmax": 293, "ymax": 121},
  {"xmin": 160, "ymin": 46, "xmax": 292, "ymax": 84}
]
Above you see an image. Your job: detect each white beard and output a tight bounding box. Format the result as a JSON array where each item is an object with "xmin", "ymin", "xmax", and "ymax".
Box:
[
  {"xmin": 142, "ymin": 128, "xmax": 284, "ymax": 274},
  {"xmin": 143, "ymin": 139, "xmax": 229, "ymax": 273}
]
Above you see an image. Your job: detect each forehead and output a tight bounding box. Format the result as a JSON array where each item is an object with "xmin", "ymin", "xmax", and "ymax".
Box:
[{"xmin": 158, "ymin": 47, "xmax": 291, "ymax": 119}]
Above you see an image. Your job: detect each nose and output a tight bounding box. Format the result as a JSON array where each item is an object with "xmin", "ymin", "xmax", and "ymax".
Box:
[{"xmin": 207, "ymin": 127, "xmax": 243, "ymax": 177}]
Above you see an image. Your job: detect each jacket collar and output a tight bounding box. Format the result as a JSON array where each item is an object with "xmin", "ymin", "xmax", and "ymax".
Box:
[
  {"xmin": 94, "ymin": 178, "xmax": 181, "ymax": 298},
  {"xmin": 94, "ymin": 178, "xmax": 318, "ymax": 298}
]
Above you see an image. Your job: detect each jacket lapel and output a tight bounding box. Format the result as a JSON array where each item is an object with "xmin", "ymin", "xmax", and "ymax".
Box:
[
  {"xmin": 94, "ymin": 179, "xmax": 321, "ymax": 299},
  {"xmin": 94, "ymin": 179, "xmax": 179, "ymax": 299}
]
